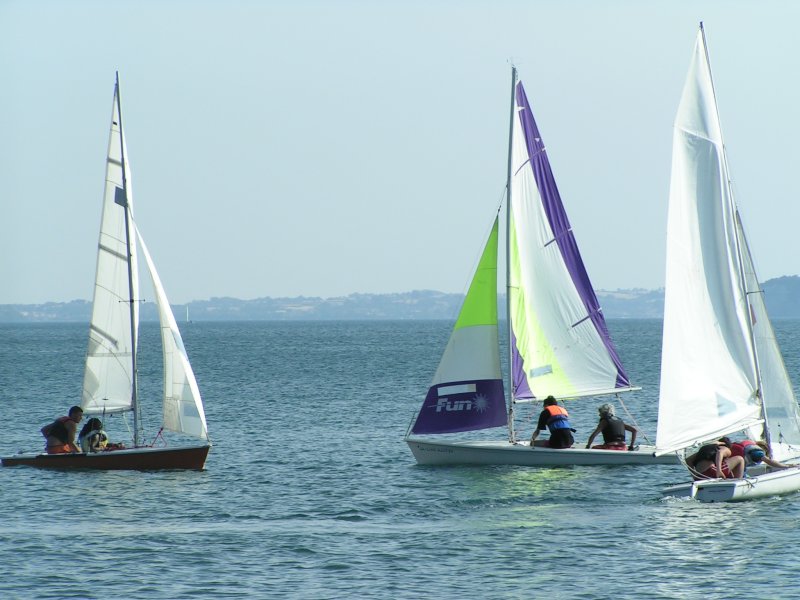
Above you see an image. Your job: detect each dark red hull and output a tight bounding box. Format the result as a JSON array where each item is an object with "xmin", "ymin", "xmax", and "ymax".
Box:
[{"xmin": 1, "ymin": 444, "xmax": 210, "ymax": 471}]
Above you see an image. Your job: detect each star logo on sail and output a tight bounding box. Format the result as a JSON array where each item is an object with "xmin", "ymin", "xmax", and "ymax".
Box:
[{"xmin": 473, "ymin": 393, "xmax": 489, "ymax": 413}]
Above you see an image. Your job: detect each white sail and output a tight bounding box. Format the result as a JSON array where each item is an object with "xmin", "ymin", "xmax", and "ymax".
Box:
[
  {"xmin": 137, "ymin": 227, "xmax": 209, "ymax": 439},
  {"xmin": 82, "ymin": 80, "xmax": 139, "ymax": 415},
  {"xmin": 656, "ymin": 29, "xmax": 764, "ymax": 455},
  {"xmin": 735, "ymin": 213, "xmax": 800, "ymax": 460}
]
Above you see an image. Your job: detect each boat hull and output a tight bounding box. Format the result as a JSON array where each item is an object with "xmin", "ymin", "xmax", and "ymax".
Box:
[
  {"xmin": 406, "ymin": 437, "xmax": 679, "ymax": 466},
  {"xmin": 1, "ymin": 445, "xmax": 210, "ymax": 471},
  {"xmin": 662, "ymin": 467, "xmax": 800, "ymax": 502}
]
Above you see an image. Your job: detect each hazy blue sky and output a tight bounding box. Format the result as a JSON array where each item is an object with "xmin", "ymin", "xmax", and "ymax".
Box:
[{"xmin": 2, "ymin": 1, "xmax": 799, "ymax": 304}]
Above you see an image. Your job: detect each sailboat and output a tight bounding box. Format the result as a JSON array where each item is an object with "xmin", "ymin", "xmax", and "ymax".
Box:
[
  {"xmin": 405, "ymin": 67, "xmax": 676, "ymax": 467},
  {"xmin": 2, "ymin": 74, "xmax": 211, "ymax": 470},
  {"xmin": 656, "ymin": 25, "xmax": 800, "ymax": 501}
]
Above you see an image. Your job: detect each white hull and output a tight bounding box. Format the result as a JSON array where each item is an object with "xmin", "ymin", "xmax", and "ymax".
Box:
[
  {"xmin": 406, "ymin": 437, "xmax": 679, "ymax": 466},
  {"xmin": 662, "ymin": 466, "xmax": 800, "ymax": 502}
]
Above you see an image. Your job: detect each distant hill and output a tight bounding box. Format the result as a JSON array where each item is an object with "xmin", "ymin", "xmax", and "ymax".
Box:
[{"xmin": 2, "ymin": 276, "xmax": 800, "ymax": 322}]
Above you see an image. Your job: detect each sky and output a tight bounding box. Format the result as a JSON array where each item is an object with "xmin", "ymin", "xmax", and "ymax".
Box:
[{"xmin": 2, "ymin": 0, "xmax": 800, "ymax": 304}]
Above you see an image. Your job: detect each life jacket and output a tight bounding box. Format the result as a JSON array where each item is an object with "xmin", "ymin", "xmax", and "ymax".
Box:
[
  {"xmin": 79, "ymin": 430, "xmax": 109, "ymax": 453},
  {"xmin": 730, "ymin": 440, "xmax": 756, "ymax": 458},
  {"xmin": 44, "ymin": 416, "xmax": 71, "ymax": 444},
  {"xmin": 601, "ymin": 416, "xmax": 626, "ymax": 443},
  {"xmin": 544, "ymin": 405, "xmax": 571, "ymax": 432}
]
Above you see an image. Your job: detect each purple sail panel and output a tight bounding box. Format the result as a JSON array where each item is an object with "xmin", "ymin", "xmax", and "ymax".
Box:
[
  {"xmin": 411, "ymin": 379, "xmax": 506, "ymax": 434},
  {"xmin": 514, "ymin": 82, "xmax": 630, "ymax": 389},
  {"xmin": 511, "ymin": 328, "xmax": 534, "ymax": 399}
]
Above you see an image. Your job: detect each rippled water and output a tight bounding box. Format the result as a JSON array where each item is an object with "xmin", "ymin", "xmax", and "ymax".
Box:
[{"xmin": 2, "ymin": 320, "xmax": 800, "ymax": 598}]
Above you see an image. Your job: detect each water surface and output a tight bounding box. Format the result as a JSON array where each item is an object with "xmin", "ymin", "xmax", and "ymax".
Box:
[{"xmin": 2, "ymin": 320, "xmax": 799, "ymax": 598}]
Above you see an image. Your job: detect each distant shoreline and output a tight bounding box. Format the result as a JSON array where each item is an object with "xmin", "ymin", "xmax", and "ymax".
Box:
[{"xmin": 2, "ymin": 276, "xmax": 799, "ymax": 322}]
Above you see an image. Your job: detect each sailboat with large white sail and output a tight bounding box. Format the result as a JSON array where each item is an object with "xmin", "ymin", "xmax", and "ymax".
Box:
[
  {"xmin": 656, "ymin": 25, "xmax": 800, "ymax": 501},
  {"xmin": 3, "ymin": 74, "xmax": 210, "ymax": 470},
  {"xmin": 405, "ymin": 68, "xmax": 675, "ymax": 467}
]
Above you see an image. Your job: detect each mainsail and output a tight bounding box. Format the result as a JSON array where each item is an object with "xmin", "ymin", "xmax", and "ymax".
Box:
[
  {"xmin": 82, "ymin": 78, "xmax": 139, "ymax": 415},
  {"xmin": 656, "ymin": 28, "xmax": 768, "ymax": 455},
  {"xmin": 508, "ymin": 80, "xmax": 631, "ymax": 401},
  {"xmin": 411, "ymin": 218, "xmax": 506, "ymax": 434}
]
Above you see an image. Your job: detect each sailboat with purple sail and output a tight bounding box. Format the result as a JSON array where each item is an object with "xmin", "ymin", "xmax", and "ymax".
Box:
[{"xmin": 405, "ymin": 67, "xmax": 677, "ymax": 466}]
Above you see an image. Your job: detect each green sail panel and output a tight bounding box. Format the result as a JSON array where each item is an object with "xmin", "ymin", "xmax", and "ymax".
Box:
[
  {"xmin": 508, "ymin": 214, "xmax": 573, "ymax": 399},
  {"xmin": 455, "ymin": 218, "xmax": 499, "ymax": 330}
]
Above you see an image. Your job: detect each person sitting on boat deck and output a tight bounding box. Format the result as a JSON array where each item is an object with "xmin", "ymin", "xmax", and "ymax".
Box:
[
  {"xmin": 40, "ymin": 406, "xmax": 83, "ymax": 454},
  {"xmin": 685, "ymin": 440, "xmax": 745, "ymax": 480},
  {"xmin": 728, "ymin": 438, "xmax": 791, "ymax": 470},
  {"xmin": 78, "ymin": 418, "xmax": 110, "ymax": 453},
  {"xmin": 530, "ymin": 396, "xmax": 575, "ymax": 449},
  {"xmin": 585, "ymin": 403, "xmax": 638, "ymax": 451}
]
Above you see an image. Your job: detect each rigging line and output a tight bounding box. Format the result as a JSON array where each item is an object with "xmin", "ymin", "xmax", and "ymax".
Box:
[
  {"xmin": 403, "ymin": 412, "xmax": 416, "ymax": 439},
  {"xmin": 121, "ymin": 411, "xmax": 134, "ymax": 441},
  {"xmin": 148, "ymin": 427, "xmax": 166, "ymax": 448},
  {"xmin": 496, "ymin": 182, "xmax": 507, "ymax": 215},
  {"xmin": 678, "ymin": 452, "xmax": 715, "ymax": 481},
  {"xmin": 615, "ymin": 392, "xmax": 651, "ymax": 445}
]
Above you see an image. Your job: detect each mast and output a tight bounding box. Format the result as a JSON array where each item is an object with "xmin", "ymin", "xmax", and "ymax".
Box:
[
  {"xmin": 699, "ymin": 24, "xmax": 767, "ymax": 446},
  {"xmin": 115, "ymin": 72, "xmax": 141, "ymax": 447},
  {"xmin": 505, "ymin": 65, "xmax": 517, "ymax": 443}
]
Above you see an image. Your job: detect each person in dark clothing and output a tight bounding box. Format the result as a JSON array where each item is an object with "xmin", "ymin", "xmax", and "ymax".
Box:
[
  {"xmin": 585, "ymin": 403, "xmax": 638, "ymax": 451},
  {"xmin": 41, "ymin": 405, "xmax": 83, "ymax": 454},
  {"xmin": 530, "ymin": 396, "xmax": 574, "ymax": 449},
  {"xmin": 685, "ymin": 439, "xmax": 745, "ymax": 479}
]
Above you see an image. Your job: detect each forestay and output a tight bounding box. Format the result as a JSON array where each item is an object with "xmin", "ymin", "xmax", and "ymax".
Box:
[{"xmin": 508, "ymin": 81, "xmax": 631, "ymax": 401}]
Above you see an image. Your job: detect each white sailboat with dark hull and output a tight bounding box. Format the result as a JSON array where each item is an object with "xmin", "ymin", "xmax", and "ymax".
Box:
[
  {"xmin": 3, "ymin": 74, "xmax": 210, "ymax": 470},
  {"xmin": 406, "ymin": 68, "xmax": 676, "ymax": 467},
  {"xmin": 656, "ymin": 26, "xmax": 800, "ymax": 501}
]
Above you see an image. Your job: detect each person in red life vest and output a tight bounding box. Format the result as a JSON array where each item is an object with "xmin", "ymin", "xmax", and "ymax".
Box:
[
  {"xmin": 530, "ymin": 396, "xmax": 575, "ymax": 449},
  {"xmin": 726, "ymin": 438, "xmax": 791, "ymax": 470},
  {"xmin": 685, "ymin": 440, "xmax": 745, "ymax": 480},
  {"xmin": 585, "ymin": 403, "xmax": 638, "ymax": 451},
  {"xmin": 40, "ymin": 405, "xmax": 84, "ymax": 454}
]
